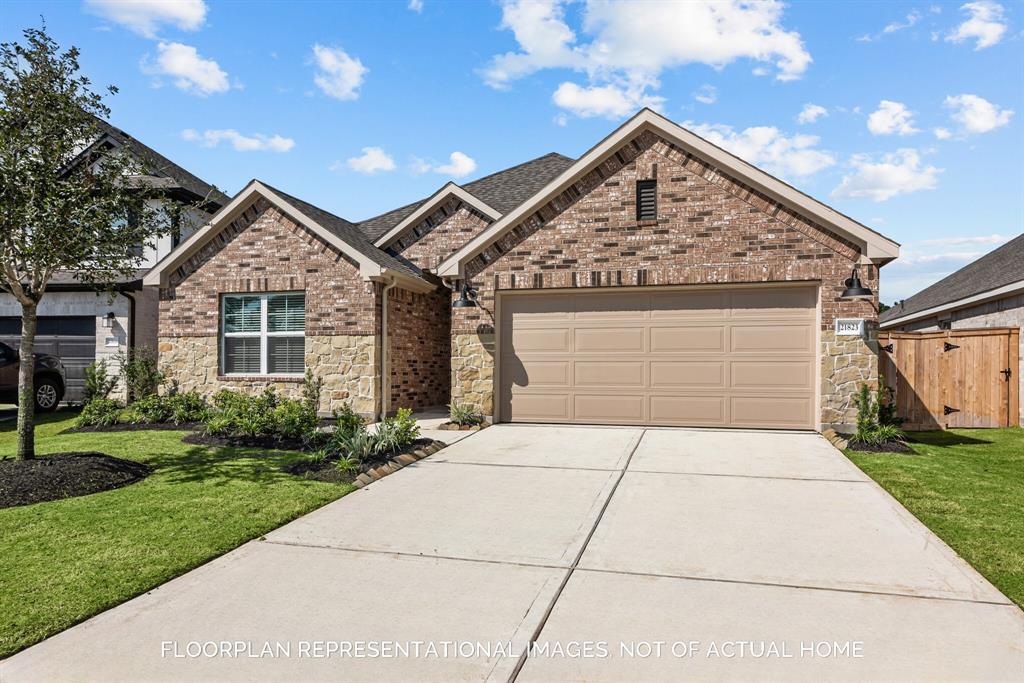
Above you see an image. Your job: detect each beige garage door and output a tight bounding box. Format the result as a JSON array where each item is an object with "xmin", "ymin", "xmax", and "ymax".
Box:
[{"xmin": 498, "ymin": 286, "xmax": 818, "ymax": 429}]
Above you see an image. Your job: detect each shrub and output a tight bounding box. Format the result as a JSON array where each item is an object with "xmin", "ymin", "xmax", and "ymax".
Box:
[
  {"xmin": 334, "ymin": 424, "xmax": 377, "ymax": 461},
  {"xmin": 273, "ymin": 399, "xmax": 317, "ymax": 440},
  {"xmin": 448, "ymin": 403, "xmax": 483, "ymax": 426},
  {"xmin": 82, "ymin": 359, "xmax": 118, "ymax": 404},
  {"xmin": 851, "ymin": 382, "xmax": 906, "ymax": 447},
  {"xmin": 876, "ymin": 374, "xmax": 899, "ymax": 427},
  {"xmin": 130, "ymin": 394, "xmax": 173, "ymax": 424},
  {"xmin": 331, "ymin": 403, "xmax": 364, "ymax": 439},
  {"xmin": 165, "ymin": 391, "xmax": 210, "ymax": 424},
  {"xmin": 203, "ymin": 388, "xmax": 316, "ymax": 440},
  {"xmin": 118, "ymin": 346, "xmax": 164, "ymax": 401},
  {"xmin": 76, "ymin": 398, "xmax": 123, "ymax": 427},
  {"xmin": 375, "ymin": 408, "xmax": 420, "ymax": 455},
  {"xmin": 302, "ymin": 370, "xmax": 323, "ymax": 417},
  {"xmin": 334, "ymin": 454, "xmax": 359, "ymax": 473}
]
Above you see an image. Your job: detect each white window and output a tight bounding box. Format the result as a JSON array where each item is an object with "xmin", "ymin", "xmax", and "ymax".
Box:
[{"xmin": 221, "ymin": 293, "xmax": 305, "ymax": 376}]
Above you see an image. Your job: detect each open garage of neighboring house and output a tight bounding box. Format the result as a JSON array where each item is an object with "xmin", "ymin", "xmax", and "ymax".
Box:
[
  {"xmin": 498, "ymin": 284, "xmax": 818, "ymax": 429},
  {"xmin": 0, "ymin": 317, "xmax": 95, "ymax": 403}
]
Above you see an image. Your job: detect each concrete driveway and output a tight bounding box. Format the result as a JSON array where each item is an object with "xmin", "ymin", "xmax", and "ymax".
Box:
[{"xmin": 3, "ymin": 426, "xmax": 1022, "ymax": 682}]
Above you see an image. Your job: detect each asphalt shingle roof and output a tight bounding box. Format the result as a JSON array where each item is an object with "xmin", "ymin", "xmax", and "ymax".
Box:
[
  {"xmin": 880, "ymin": 233, "xmax": 1024, "ymax": 323},
  {"xmin": 356, "ymin": 152, "xmax": 575, "ymax": 242},
  {"xmin": 94, "ymin": 118, "xmax": 231, "ymax": 207},
  {"xmin": 259, "ymin": 182, "xmax": 425, "ymax": 281}
]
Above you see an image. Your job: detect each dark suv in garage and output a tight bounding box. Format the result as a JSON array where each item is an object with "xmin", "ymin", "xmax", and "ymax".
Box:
[{"xmin": 0, "ymin": 341, "xmax": 67, "ymax": 411}]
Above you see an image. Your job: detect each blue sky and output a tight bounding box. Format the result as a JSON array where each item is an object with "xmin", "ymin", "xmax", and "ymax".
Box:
[{"xmin": 2, "ymin": 0, "xmax": 1021, "ymax": 302}]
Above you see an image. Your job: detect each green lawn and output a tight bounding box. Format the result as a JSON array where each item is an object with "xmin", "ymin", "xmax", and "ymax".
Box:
[
  {"xmin": 847, "ymin": 427, "xmax": 1024, "ymax": 607},
  {"xmin": 0, "ymin": 410, "xmax": 352, "ymax": 658}
]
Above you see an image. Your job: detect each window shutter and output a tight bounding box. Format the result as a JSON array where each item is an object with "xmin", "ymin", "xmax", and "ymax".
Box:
[{"xmin": 636, "ymin": 180, "xmax": 657, "ymax": 220}]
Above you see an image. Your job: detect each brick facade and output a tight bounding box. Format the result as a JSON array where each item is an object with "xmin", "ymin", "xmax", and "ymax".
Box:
[
  {"xmin": 451, "ymin": 131, "xmax": 880, "ymax": 430},
  {"xmin": 387, "ymin": 286, "xmax": 451, "ymax": 411},
  {"xmin": 388, "ymin": 198, "xmax": 491, "ymax": 272}
]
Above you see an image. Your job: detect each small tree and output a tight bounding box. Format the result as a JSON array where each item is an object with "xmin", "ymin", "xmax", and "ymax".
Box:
[{"xmin": 0, "ymin": 27, "xmax": 172, "ymax": 458}]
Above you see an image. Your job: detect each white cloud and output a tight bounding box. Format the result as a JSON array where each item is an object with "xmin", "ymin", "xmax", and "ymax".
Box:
[
  {"xmin": 85, "ymin": 0, "xmax": 206, "ymax": 38},
  {"xmin": 343, "ymin": 147, "xmax": 396, "ymax": 174},
  {"xmin": 408, "ymin": 0, "xmax": 424, "ymax": 11},
  {"xmin": 933, "ymin": 127, "xmax": 952, "ymax": 139},
  {"xmin": 693, "ymin": 84, "xmax": 717, "ymax": 105},
  {"xmin": 921, "ymin": 233, "xmax": 1010, "ymax": 246},
  {"xmin": 312, "ymin": 44, "xmax": 367, "ymax": 101},
  {"xmin": 181, "ymin": 128, "xmax": 294, "ymax": 152},
  {"xmin": 686, "ymin": 122, "xmax": 835, "ymax": 178},
  {"xmin": 552, "ymin": 82, "xmax": 664, "ymax": 118},
  {"xmin": 411, "ymin": 152, "xmax": 478, "ymax": 178},
  {"xmin": 144, "ymin": 42, "xmax": 229, "ymax": 95},
  {"xmin": 884, "ymin": 10, "xmax": 921, "ymax": 33},
  {"xmin": 944, "ymin": 94, "xmax": 1013, "ymax": 133},
  {"xmin": 797, "ymin": 103, "xmax": 827, "ymax": 124},
  {"xmin": 867, "ymin": 100, "xmax": 920, "ymax": 136},
  {"xmin": 831, "ymin": 149, "xmax": 941, "ymax": 202},
  {"xmin": 483, "ymin": 0, "xmax": 810, "ymax": 119},
  {"xmin": 947, "ymin": 1, "xmax": 1007, "ymax": 49}
]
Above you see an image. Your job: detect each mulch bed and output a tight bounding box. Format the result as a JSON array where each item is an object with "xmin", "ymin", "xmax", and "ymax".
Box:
[
  {"xmin": 846, "ymin": 439, "xmax": 914, "ymax": 454},
  {"xmin": 283, "ymin": 438, "xmax": 439, "ymax": 483},
  {"xmin": 65, "ymin": 422, "xmax": 202, "ymax": 434},
  {"xmin": 181, "ymin": 432, "xmax": 306, "ymax": 451},
  {"xmin": 0, "ymin": 452, "xmax": 151, "ymax": 508}
]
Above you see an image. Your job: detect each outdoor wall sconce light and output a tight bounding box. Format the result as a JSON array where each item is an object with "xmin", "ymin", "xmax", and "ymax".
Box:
[
  {"xmin": 452, "ymin": 281, "xmax": 478, "ymax": 308},
  {"xmin": 102, "ymin": 311, "xmax": 116, "ymax": 328},
  {"xmin": 839, "ymin": 266, "xmax": 873, "ymax": 301}
]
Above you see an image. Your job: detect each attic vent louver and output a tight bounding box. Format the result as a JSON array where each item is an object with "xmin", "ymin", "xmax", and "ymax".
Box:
[{"xmin": 636, "ymin": 180, "xmax": 657, "ymax": 221}]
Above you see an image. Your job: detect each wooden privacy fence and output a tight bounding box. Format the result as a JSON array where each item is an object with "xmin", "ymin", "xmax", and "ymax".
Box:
[{"xmin": 879, "ymin": 328, "xmax": 1019, "ymax": 430}]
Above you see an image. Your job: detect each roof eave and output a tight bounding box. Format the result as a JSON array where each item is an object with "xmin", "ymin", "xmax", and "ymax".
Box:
[
  {"xmin": 436, "ymin": 109, "xmax": 900, "ymax": 277},
  {"xmin": 879, "ymin": 279, "xmax": 1024, "ymax": 329},
  {"xmin": 372, "ymin": 183, "xmax": 502, "ymax": 249}
]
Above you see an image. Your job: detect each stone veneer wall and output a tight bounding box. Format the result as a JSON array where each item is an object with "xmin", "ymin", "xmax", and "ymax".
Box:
[
  {"xmin": 158, "ymin": 198, "xmax": 382, "ymax": 416},
  {"xmin": 387, "ymin": 287, "xmax": 451, "ymax": 411},
  {"xmin": 821, "ymin": 328, "xmax": 879, "ymax": 430},
  {"xmin": 451, "ymin": 130, "xmax": 880, "ymax": 430},
  {"xmin": 158, "ymin": 335, "xmax": 378, "ymax": 415}
]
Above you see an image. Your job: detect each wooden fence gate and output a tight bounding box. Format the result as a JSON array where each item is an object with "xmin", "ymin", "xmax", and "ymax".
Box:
[{"xmin": 878, "ymin": 328, "xmax": 1019, "ymax": 430}]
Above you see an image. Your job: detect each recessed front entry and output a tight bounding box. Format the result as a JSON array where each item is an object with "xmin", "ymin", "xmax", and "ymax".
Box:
[{"xmin": 498, "ymin": 285, "xmax": 818, "ymax": 429}]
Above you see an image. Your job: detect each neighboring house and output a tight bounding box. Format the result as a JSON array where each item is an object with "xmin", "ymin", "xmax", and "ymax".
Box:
[
  {"xmin": 146, "ymin": 109, "xmax": 900, "ymax": 432},
  {"xmin": 880, "ymin": 233, "xmax": 1023, "ymax": 425},
  {"xmin": 0, "ymin": 119, "xmax": 227, "ymax": 402}
]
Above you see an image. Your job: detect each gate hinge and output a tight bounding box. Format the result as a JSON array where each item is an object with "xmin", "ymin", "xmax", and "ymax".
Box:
[
  {"xmin": 943, "ymin": 405, "xmax": 960, "ymax": 416},
  {"xmin": 943, "ymin": 342, "xmax": 960, "ymax": 352},
  {"xmin": 881, "ymin": 343, "xmax": 894, "ymax": 352},
  {"xmin": 1002, "ymin": 367, "xmax": 1013, "ymax": 381}
]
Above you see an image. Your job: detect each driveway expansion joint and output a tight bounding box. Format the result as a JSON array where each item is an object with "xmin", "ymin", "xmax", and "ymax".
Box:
[{"xmin": 626, "ymin": 468, "xmax": 871, "ymax": 483}]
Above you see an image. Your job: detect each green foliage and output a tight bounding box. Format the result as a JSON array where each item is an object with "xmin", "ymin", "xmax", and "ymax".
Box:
[
  {"xmin": 118, "ymin": 347, "xmax": 164, "ymax": 402},
  {"xmin": 331, "ymin": 403, "xmax": 364, "ymax": 439},
  {"xmin": 75, "ymin": 398, "xmax": 123, "ymax": 427},
  {"xmin": 82, "ymin": 360, "xmax": 117, "ymax": 404},
  {"xmin": 876, "ymin": 374, "xmax": 899, "ymax": 427},
  {"xmin": 375, "ymin": 408, "xmax": 420, "ymax": 454},
  {"xmin": 448, "ymin": 403, "xmax": 483, "ymax": 426},
  {"xmin": 203, "ymin": 388, "xmax": 317, "ymax": 441},
  {"xmin": 334, "ymin": 425, "xmax": 377, "ymax": 461},
  {"xmin": 129, "ymin": 394, "xmax": 172, "ymax": 424},
  {"xmin": 302, "ymin": 370, "xmax": 323, "ymax": 417},
  {"xmin": 165, "ymin": 391, "xmax": 210, "ymax": 424},
  {"xmin": 852, "ymin": 382, "xmax": 906, "ymax": 447},
  {"xmin": 334, "ymin": 455, "xmax": 359, "ymax": 473}
]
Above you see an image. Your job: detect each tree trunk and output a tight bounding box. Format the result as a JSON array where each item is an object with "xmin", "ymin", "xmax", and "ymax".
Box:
[{"xmin": 16, "ymin": 303, "xmax": 37, "ymax": 460}]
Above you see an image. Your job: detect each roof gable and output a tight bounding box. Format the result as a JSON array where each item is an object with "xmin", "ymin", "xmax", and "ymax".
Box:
[
  {"xmin": 143, "ymin": 181, "xmax": 431, "ymax": 291},
  {"xmin": 373, "ymin": 183, "xmax": 501, "ymax": 248},
  {"xmin": 436, "ymin": 109, "xmax": 900, "ymax": 278},
  {"xmin": 880, "ymin": 233, "xmax": 1024, "ymax": 327}
]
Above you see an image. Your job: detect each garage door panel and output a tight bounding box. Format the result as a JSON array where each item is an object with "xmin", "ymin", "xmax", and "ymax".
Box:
[
  {"xmin": 574, "ymin": 327, "xmax": 644, "ymax": 353},
  {"xmin": 730, "ymin": 360, "xmax": 813, "ymax": 389},
  {"xmin": 650, "ymin": 395, "xmax": 726, "ymax": 425},
  {"xmin": 731, "ymin": 396, "xmax": 813, "ymax": 427},
  {"xmin": 650, "ymin": 361, "xmax": 724, "ymax": 388},
  {"xmin": 509, "ymin": 328, "xmax": 571, "ymax": 353},
  {"xmin": 575, "ymin": 394, "xmax": 645, "ymax": 422},
  {"xmin": 499, "ymin": 286, "xmax": 817, "ymax": 429},
  {"xmin": 731, "ymin": 325, "xmax": 813, "ymax": 353},
  {"xmin": 730, "ymin": 287, "xmax": 817, "ymax": 316},
  {"xmin": 573, "ymin": 361, "xmax": 644, "ymax": 387},
  {"xmin": 649, "ymin": 326, "xmax": 725, "ymax": 353},
  {"xmin": 650, "ymin": 291, "xmax": 727, "ymax": 318},
  {"xmin": 508, "ymin": 393, "xmax": 571, "ymax": 422},
  {"xmin": 512, "ymin": 360, "xmax": 570, "ymax": 387}
]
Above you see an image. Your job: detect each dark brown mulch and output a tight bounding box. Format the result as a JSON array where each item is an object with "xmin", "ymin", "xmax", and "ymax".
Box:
[
  {"xmin": 0, "ymin": 452, "xmax": 151, "ymax": 509},
  {"xmin": 282, "ymin": 438, "xmax": 438, "ymax": 483},
  {"xmin": 65, "ymin": 422, "xmax": 201, "ymax": 434},
  {"xmin": 847, "ymin": 439, "xmax": 914, "ymax": 453},
  {"xmin": 181, "ymin": 432, "xmax": 306, "ymax": 451}
]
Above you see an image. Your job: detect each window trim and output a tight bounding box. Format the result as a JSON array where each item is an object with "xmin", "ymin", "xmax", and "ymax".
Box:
[
  {"xmin": 636, "ymin": 179, "xmax": 657, "ymax": 221},
  {"xmin": 220, "ymin": 292, "xmax": 305, "ymax": 377}
]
